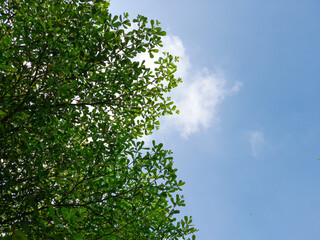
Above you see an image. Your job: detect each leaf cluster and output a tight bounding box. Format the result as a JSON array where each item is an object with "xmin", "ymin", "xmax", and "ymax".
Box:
[{"xmin": 0, "ymin": 0, "xmax": 197, "ymax": 239}]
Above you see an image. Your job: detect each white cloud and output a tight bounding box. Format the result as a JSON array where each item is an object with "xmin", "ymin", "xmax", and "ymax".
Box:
[
  {"xmin": 249, "ymin": 131, "xmax": 265, "ymax": 158},
  {"xmin": 138, "ymin": 34, "xmax": 241, "ymax": 139},
  {"xmin": 165, "ymin": 70, "xmax": 241, "ymax": 138}
]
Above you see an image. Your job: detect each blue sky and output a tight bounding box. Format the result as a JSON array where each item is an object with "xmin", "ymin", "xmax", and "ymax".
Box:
[{"xmin": 110, "ymin": 1, "xmax": 320, "ymax": 239}]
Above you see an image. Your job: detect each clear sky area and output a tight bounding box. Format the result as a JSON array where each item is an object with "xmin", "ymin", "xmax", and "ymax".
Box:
[{"xmin": 110, "ymin": 1, "xmax": 320, "ymax": 239}]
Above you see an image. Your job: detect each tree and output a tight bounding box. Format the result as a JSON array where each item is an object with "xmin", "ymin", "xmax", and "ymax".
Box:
[{"xmin": 0, "ymin": 0, "xmax": 197, "ymax": 239}]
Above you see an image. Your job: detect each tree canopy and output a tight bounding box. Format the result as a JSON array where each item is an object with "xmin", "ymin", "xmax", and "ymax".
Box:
[{"xmin": 0, "ymin": 0, "xmax": 197, "ymax": 239}]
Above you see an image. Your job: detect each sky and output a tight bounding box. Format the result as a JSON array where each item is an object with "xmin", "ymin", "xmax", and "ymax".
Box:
[{"xmin": 109, "ymin": 1, "xmax": 320, "ymax": 239}]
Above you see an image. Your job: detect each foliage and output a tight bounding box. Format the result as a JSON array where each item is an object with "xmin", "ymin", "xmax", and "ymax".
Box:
[{"xmin": 0, "ymin": 0, "xmax": 197, "ymax": 239}]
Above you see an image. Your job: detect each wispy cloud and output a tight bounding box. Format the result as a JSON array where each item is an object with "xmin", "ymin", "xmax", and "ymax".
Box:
[
  {"xmin": 249, "ymin": 131, "xmax": 265, "ymax": 158},
  {"xmin": 138, "ymin": 35, "xmax": 241, "ymax": 139}
]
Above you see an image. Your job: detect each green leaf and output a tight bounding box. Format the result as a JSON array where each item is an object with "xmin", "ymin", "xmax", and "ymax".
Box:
[
  {"xmin": 113, "ymin": 21, "xmax": 122, "ymax": 28},
  {"xmin": 40, "ymin": 21, "xmax": 46, "ymax": 30},
  {"xmin": 73, "ymin": 234, "xmax": 84, "ymax": 240},
  {"xmin": 12, "ymin": 230, "xmax": 28, "ymax": 240},
  {"xmin": 158, "ymin": 31, "xmax": 166, "ymax": 36},
  {"xmin": 61, "ymin": 207, "xmax": 69, "ymax": 219}
]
